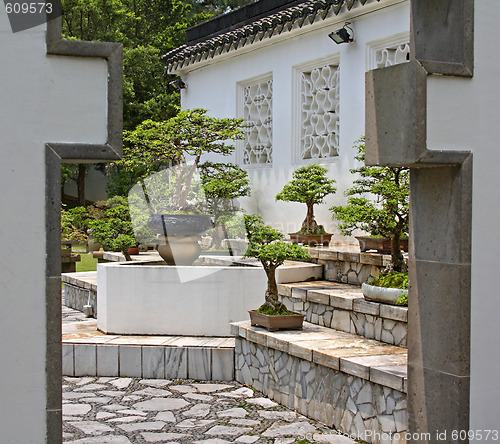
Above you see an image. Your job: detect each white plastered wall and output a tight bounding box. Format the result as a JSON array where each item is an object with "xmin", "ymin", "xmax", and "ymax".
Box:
[
  {"xmin": 425, "ymin": 0, "xmax": 500, "ymax": 433},
  {"xmin": 0, "ymin": 10, "xmax": 107, "ymax": 442},
  {"xmin": 176, "ymin": 0, "xmax": 409, "ymax": 239}
]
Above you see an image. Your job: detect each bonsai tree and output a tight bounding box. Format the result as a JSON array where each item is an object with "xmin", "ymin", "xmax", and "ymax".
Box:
[
  {"xmin": 87, "ymin": 198, "xmax": 138, "ymax": 261},
  {"xmin": 330, "ymin": 139, "xmax": 409, "ymax": 272},
  {"xmin": 244, "ymin": 215, "xmax": 310, "ymax": 313},
  {"xmin": 276, "ymin": 164, "xmax": 336, "ymax": 234},
  {"xmin": 199, "ymin": 161, "xmax": 251, "ymax": 248},
  {"xmin": 117, "ymin": 109, "xmax": 245, "ymax": 212}
]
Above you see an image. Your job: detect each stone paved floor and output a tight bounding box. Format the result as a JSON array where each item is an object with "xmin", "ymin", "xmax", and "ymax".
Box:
[
  {"xmin": 62, "ymin": 377, "xmax": 358, "ymax": 443},
  {"xmin": 61, "ymin": 303, "xmax": 357, "ymax": 444}
]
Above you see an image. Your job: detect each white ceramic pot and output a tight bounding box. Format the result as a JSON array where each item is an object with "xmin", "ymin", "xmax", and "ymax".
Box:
[{"xmin": 362, "ymin": 283, "xmax": 408, "ymax": 304}]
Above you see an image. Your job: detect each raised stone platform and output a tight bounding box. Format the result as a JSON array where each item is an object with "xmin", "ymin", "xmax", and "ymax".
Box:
[
  {"xmin": 62, "ymin": 313, "xmax": 235, "ymax": 381},
  {"xmin": 278, "ymin": 281, "xmax": 408, "ymax": 346},
  {"xmin": 307, "ymin": 246, "xmax": 407, "ymax": 286},
  {"xmin": 231, "ymin": 320, "xmax": 407, "ymax": 442}
]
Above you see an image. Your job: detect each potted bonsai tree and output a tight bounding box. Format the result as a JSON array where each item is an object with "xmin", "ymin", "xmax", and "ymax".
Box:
[
  {"xmin": 330, "ymin": 138, "xmax": 409, "ymax": 304},
  {"xmin": 87, "ymin": 198, "xmax": 139, "ymax": 261},
  {"xmin": 119, "ymin": 109, "xmax": 245, "ymax": 265},
  {"xmin": 244, "ymin": 214, "xmax": 310, "ymax": 331},
  {"xmin": 276, "ymin": 164, "xmax": 336, "ymax": 246}
]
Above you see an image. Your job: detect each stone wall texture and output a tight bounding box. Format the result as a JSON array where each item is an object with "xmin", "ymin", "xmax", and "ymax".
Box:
[{"xmin": 235, "ymin": 338, "xmax": 407, "ymax": 443}]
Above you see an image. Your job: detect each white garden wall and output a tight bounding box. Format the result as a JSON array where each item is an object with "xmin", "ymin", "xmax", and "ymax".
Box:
[{"xmin": 175, "ymin": 0, "xmax": 409, "ymax": 240}]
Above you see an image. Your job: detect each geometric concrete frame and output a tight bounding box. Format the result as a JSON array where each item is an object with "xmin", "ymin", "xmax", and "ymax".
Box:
[
  {"xmin": 411, "ymin": 0, "xmax": 474, "ymax": 77},
  {"xmin": 365, "ymin": 1, "xmax": 474, "ymax": 440},
  {"xmin": 44, "ymin": 17, "xmax": 122, "ymax": 443}
]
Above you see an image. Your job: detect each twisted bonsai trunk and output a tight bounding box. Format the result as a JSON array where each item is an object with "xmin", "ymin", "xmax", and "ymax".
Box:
[
  {"xmin": 301, "ymin": 201, "xmax": 319, "ymax": 233},
  {"xmin": 263, "ymin": 264, "xmax": 281, "ymax": 311}
]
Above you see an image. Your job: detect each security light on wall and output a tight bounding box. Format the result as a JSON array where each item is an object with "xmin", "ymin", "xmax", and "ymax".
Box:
[
  {"xmin": 170, "ymin": 78, "xmax": 186, "ymax": 90},
  {"xmin": 328, "ymin": 23, "xmax": 354, "ymax": 44}
]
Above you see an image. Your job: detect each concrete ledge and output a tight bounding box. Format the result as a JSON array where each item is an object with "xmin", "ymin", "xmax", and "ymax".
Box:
[{"xmin": 231, "ymin": 321, "xmax": 407, "ymax": 392}]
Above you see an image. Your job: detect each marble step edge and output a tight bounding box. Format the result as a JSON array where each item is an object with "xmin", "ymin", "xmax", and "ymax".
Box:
[
  {"xmin": 62, "ymin": 271, "xmax": 97, "ymax": 291},
  {"xmin": 62, "ymin": 338, "xmax": 235, "ymax": 381},
  {"xmin": 278, "ymin": 281, "xmax": 408, "ymax": 323},
  {"xmin": 231, "ymin": 320, "xmax": 407, "ymax": 393}
]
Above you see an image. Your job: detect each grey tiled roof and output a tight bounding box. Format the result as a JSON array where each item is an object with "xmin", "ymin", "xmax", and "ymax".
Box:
[{"xmin": 163, "ymin": 0, "xmax": 377, "ymax": 72}]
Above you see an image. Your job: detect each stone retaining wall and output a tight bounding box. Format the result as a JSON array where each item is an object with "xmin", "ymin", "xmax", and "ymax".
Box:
[
  {"xmin": 235, "ymin": 338, "xmax": 407, "ymax": 443},
  {"xmin": 63, "ymin": 283, "xmax": 97, "ymax": 318},
  {"xmin": 279, "ymin": 293, "xmax": 408, "ymax": 347},
  {"xmin": 307, "ymin": 249, "xmax": 405, "ymax": 285}
]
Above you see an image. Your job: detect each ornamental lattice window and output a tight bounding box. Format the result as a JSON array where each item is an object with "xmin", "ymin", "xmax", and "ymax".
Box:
[
  {"xmin": 299, "ymin": 63, "xmax": 340, "ymax": 161},
  {"xmin": 242, "ymin": 78, "xmax": 273, "ymax": 165},
  {"xmin": 375, "ymin": 42, "xmax": 410, "ymax": 68}
]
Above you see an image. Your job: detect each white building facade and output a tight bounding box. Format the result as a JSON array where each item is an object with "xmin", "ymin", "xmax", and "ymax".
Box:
[{"xmin": 165, "ymin": 0, "xmax": 410, "ymax": 238}]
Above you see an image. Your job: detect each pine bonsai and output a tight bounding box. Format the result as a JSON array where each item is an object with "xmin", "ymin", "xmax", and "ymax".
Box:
[
  {"xmin": 330, "ymin": 139, "xmax": 409, "ymax": 272},
  {"xmin": 276, "ymin": 164, "xmax": 336, "ymax": 234},
  {"xmin": 244, "ymin": 215, "xmax": 310, "ymax": 313}
]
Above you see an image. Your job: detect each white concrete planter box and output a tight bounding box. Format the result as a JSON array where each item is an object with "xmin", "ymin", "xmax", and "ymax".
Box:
[
  {"xmin": 97, "ymin": 259, "xmax": 321, "ymax": 337},
  {"xmin": 362, "ymin": 283, "xmax": 408, "ymax": 305}
]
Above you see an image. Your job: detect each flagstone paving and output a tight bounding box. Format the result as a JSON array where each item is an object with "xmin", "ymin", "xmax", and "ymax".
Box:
[
  {"xmin": 62, "ymin": 304, "xmax": 357, "ymax": 443},
  {"xmin": 62, "ymin": 377, "xmax": 358, "ymax": 443}
]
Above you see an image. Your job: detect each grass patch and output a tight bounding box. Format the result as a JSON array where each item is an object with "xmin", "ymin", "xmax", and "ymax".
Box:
[{"xmin": 76, "ymin": 253, "xmax": 98, "ymax": 272}]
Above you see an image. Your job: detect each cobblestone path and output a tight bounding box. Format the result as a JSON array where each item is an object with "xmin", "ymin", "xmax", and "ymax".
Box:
[{"xmin": 62, "ymin": 376, "xmax": 356, "ymax": 443}]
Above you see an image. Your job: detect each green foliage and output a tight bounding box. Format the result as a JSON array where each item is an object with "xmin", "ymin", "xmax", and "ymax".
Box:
[
  {"xmin": 368, "ymin": 272, "xmax": 408, "ymax": 290},
  {"xmin": 276, "ymin": 164, "xmax": 336, "ymax": 234},
  {"xmin": 244, "ymin": 214, "xmax": 310, "ymax": 308},
  {"xmin": 331, "ymin": 138, "xmax": 409, "ymax": 271},
  {"xmin": 86, "ymin": 200, "xmax": 137, "ymax": 252},
  {"xmin": 276, "ymin": 164, "xmax": 336, "ymax": 206},
  {"xmin": 200, "ymin": 161, "xmax": 250, "ymax": 218},
  {"xmin": 396, "ymin": 292, "xmax": 408, "ymax": 306},
  {"xmin": 244, "ymin": 215, "xmax": 310, "ymax": 270},
  {"xmin": 61, "ymin": 206, "xmax": 88, "ymax": 243},
  {"xmin": 331, "ymin": 139, "xmax": 409, "ymax": 238}
]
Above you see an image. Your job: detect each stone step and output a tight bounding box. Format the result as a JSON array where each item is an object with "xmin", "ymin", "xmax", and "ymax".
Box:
[
  {"xmin": 278, "ymin": 280, "xmax": 408, "ymax": 347},
  {"xmin": 231, "ymin": 320, "xmax": 408, "ymax": 441},
  {"xmin": 62, "ymin": 316, "xmax": 235, "ymax": 381}
]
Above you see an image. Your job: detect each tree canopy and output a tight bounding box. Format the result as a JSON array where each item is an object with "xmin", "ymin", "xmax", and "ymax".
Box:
[
  {"xmin": 330, "ymin": 139, "xmax": 409, "ymax": 272},
  {"xmin": 276, "ymin": 164, "xmax": 336, "ymax": 234}
]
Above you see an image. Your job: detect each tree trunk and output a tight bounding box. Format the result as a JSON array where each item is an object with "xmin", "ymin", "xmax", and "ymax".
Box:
[
  {"xmin": 391, "ymin": 232, "xmax": 407, "ymax": 273},
  {"xmin": 301, "ymin": 201, "xmax": 318, "ymax": 233},
  {"xmin": 264, "ymin": 266, "xmax": 279, "ymax": 308},
  {"xmin": 122, "ymin": 250, "xmax": 132, "ymax": 261},
  {"xmin": 76, "ymin": 164, "xmax": 86, "ymax": 207}
]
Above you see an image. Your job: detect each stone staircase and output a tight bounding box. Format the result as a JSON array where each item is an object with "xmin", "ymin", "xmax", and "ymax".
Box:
[{"xmin": 231, "ymin": 248, "xmax": 409, "ymax": 443}]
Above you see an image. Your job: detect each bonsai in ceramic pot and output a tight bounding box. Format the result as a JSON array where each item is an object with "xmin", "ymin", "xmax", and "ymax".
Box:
[
  {"xmin": 121, "ymin": 109, "xmax": 246, "ymax": 264},
  {"xmin": 331, "ymin": 138, "xmax": 410, "ymax": 303},
  {"xmin": 276, "ymin": 164, "xmax": 336, "ymax": 246},
  {"xmin": 244, "ymin": 215, "xmax": 310, "ymax": 331}
]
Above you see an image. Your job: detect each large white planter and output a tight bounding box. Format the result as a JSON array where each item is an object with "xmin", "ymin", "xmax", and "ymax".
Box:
[
  {"xmin": 97, "ymin": 258, "xmax": 322, "ymax": 337},
  {"xmin": 362, "ymin": 283, "xmax": 408, "ymax": 305}
]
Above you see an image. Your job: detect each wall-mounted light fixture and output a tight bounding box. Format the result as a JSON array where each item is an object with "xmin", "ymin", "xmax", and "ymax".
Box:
[
  {"xmin": 170, "ymin": 78, "xmax": 187, "ymax": 90},
  {"xmin": 328, "ymin": 23, "xmax": 354, "ymax": 44}
]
